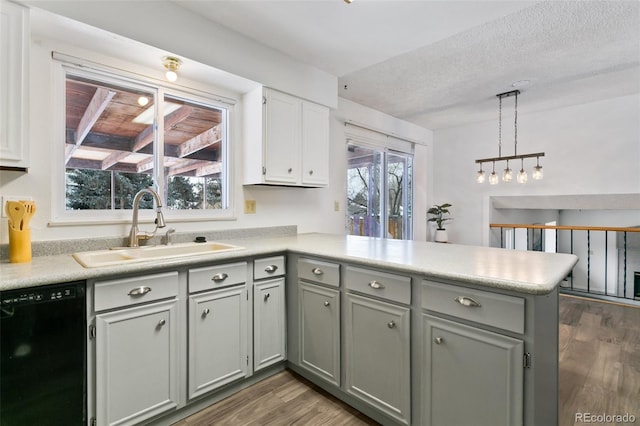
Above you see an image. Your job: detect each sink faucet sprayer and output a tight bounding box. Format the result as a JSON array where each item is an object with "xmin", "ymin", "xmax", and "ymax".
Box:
[{"xmin": 128, "ymin": 188, "xmax": 166, "ymax": 248}]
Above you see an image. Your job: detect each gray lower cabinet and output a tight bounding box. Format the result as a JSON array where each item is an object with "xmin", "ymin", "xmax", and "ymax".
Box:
[
  {"xmin": 93, "ymin": 271, "xmax": 180, "ymax": 426},
  {"xmin": 188, "ymin": 285, "xmax": 248, "ymax": 399},
  {"xmin": 422, "ymin": 315, "xmax": 524, "ymax": 426},
  {"xmin": 298, "ymin": 281, "xmax": 340, "ymax": 385},
  {"xmin": 344, "ymin": 292, "xmax": 411, "ymax": 425},
  {"xmin": 95, "ymin": 299, "xmax": 179, "ymax": 426},
  {"xmin": 254, "ymin": 277, "xmax": 286, "ymax": 371}
]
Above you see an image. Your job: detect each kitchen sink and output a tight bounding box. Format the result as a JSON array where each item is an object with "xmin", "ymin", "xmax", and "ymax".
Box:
[{"xmin": 72, "ymin": 241, "xmax": 244, "ymax": 268}]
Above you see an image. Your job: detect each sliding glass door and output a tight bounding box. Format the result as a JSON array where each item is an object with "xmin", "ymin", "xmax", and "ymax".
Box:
[{"xmin": 347, "ymin": 144, "xmax": 413, "ymax": 240}]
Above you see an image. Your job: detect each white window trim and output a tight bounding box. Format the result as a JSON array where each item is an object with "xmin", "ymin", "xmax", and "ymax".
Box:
[{"xmin": 50, "ymin": 55, "xmax": 237, "ymax": 226}]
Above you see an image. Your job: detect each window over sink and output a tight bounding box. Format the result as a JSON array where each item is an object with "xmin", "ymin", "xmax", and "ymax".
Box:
[{"xmin": 54, "ymin": 56, "xmax": 233, "ymax": 223}]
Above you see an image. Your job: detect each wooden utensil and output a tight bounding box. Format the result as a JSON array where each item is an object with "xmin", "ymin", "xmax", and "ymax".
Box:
[
  {"xmin": 21, "ymin": 201, "xmax": 35, "ymax": 230},
  {"xmin": 6, "ymin": 201, "xmax": 25, "ymax": 231}
]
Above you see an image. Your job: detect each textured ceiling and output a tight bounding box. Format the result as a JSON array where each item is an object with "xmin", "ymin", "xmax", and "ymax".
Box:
[{"xmin": 174, "ymin": 0, "xmax": 640, "ymax": 130}]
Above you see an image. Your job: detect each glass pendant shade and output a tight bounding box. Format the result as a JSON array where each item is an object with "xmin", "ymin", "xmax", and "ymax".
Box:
[
  {"xmin": 489, "ymin": 171, "xmax": 499, "ymax": 185},
  {"xmin": 502, "ymin": 161, "xmax": 513, "ymax": 182},
  {"xmin": 517, "ymin": 168, "xmax": 527, "ymax": 183},
  {"xmin": 517, "ymin": 159, "xmax": 527, "ymax": 183},
  {"xmin": 476, "ymin": 170, "xmax": 486, "ymax": 183},
  {"xmin": 533, "ymin": 165, "xmax": 543, "ymax": 180}
]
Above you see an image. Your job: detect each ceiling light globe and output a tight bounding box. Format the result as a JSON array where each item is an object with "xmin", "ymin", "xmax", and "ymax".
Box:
[
  {"xmin": 476, "ymin": 170, "xmax": 486, "ymax": 183},
  {"xmin": 533, "ymin": 165, "xmax": 543, "ymax": 180},
  {"xmin": 489, "ymin": 171, "xmax": 499, "ymax": 185},
  {"xmin": 517, "ymin": 169, "xmax": 528, "ymax": 184},
  {"xmin": 502, "ymin": 167, "xmax": 513, "ymax": 182},
  {"xmin": 165, "ymin": 70, "xmax": 178, "ymax": 82},
  {"xmin": 137, "ymin": 96, "xmax": 149, "ymax": 106}
]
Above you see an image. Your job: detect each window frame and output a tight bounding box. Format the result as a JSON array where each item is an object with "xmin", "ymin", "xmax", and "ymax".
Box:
[{"xmin": 51, "ymin": 54, "xmax": 236, "ymax": 226}]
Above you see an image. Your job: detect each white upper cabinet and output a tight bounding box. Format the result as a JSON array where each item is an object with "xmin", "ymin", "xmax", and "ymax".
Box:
[
  {"xmin": 243, "ymin": 87, "xmax": 330, "ymax": 187},
  {"xmin": 0, "ymin": 0, "xmax": 29, "ymax": 170}
]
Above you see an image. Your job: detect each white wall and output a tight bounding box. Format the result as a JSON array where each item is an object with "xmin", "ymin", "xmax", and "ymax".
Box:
[
  {"xmin": 433, "ymin": 94, "xmax": 640, "ymax": 246},
  {"xmin": 22, "ymin": 0, "xmax": 337, "ymax": 108},
  {"xmin": 0, "ymin": 8, "xmax": 430, "ymax": 243}
]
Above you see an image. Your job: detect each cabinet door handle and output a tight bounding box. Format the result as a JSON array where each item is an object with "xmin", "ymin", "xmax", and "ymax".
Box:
[
  {"xmin": 202, "ymin": 308, "xmax": 211, "ymax": 318},
  {"xmin": 434, "ymin": 337, "xmax": 444, "ymax": 345},
  {"xmin": 264, "ymin": 293, "xmax": 270, "ymax": 302},
  {"xmin": 211, "ymin": 273, "xmax": 229, "ymax": 282},
  {"xmin": 311, "ymin": 267, "xmax": 324, "ymax": 275},
  {"xmin": 368, "ymin": 280, "xmax": 385, "ymax": 290},
  {"xmin": 157, "ymin": 319, "xmax": 166, "ymax": 328},
  {"xmin": 454, "ymin": 296, "xmax": 482, "ymax": 308},
  {"xmin": 324, "ymin": 301, "xmax": 331, "ymax": 307},
  {"xmin": 288, "ymin": 168, "xmax": 293, "ymax": 173},
  {"xmin": 128, "ymin": 286, "xmax": 151, "ymax": 297},
  {"xmin": 264, "ymin": 265, "xmax": 278, "ymax": 273},
  {"xmin": 387, "ymin": 320, "xmax": 396, "ymax": 329},
  {"xmin": 309, "ymin": 169, "xmax": 314, "ymax": 175}
]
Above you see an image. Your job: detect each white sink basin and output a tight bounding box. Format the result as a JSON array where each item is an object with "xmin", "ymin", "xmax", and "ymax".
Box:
[{"xmin": 73, "ymin": 241, "xmax": 244, "ymax": 268}]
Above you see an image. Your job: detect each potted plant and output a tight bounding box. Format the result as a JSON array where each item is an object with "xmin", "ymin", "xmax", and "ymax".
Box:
[{"xmin": 427, "ymin": 203, "xmax": 452, "ymax": 243}]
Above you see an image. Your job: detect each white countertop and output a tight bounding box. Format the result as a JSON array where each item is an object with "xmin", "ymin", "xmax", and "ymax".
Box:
[{"xmin": 0, "ymin": 233, "xmax": 578, "ymax": 295}]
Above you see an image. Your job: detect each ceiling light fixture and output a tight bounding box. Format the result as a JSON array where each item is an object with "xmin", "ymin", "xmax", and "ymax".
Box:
[
  {"xmin": 162, "ymin": 56, "xmax": 182, "ymax": 82},
  {"xmin": 475, "ymin": 90, "xmax": 544, "ymax": 185},
  {"xmin": 344, "ymin": 0, "xmax": 353, "ymax": 3}
]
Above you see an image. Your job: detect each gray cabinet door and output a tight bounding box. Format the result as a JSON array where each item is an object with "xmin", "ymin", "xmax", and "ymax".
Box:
[
  {"xmin": 254, "ymin": 277, "xmax": 286, "ymax": 371},
  {"xmin": 345, "ymin": 293, "xmax": 410, "ymax": 425},
  {"xmin": 423, "ymin": 315, "xmax": 524, "ymax": 426},
  {"xmin": 299, "ymin": 281, "xmax": 340, "ymax": 385},
  {"xmin": 188, "ymin": 286, "xmax": 248, "ymax": 399},
  {"xmin": 96, "ymin": 299, "xmax": 178, "ymax": 426}
]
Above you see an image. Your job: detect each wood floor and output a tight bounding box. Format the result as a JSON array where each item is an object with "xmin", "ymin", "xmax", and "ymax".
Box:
[
  {"xmin": 172, "ymin": 370, "xmax": 377, "ymax": 425},
  {"xmin": 176, "ymin": 295, "xmax": 640, "ymax": 426},
  {"xmin": 559, "ymin": 295, "xmax": 640, "ymax": 425}
]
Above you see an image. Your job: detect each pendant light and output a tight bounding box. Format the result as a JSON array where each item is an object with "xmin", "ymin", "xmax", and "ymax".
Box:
[
  {"xmin": 517, "ymin": 158, "xmax": 528, "ymax": 183},
  {"xmin": 475, "ymin": 90, "xmax": 544, "ymax": 184}
]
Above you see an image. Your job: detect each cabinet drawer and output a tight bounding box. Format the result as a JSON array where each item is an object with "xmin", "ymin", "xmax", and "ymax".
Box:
[
  {"xmin": 422, "ymin": 281, "xmax": 525, "ymax": 334},
  {"xmin": 298, "ymin": 258, "xmax": 340, "ymax": 287},
  {"xmin": 94, "ymin": 271, "xmax": 178, "ymax": 312},
  {"xmin": 254, "ymin": 256, "xmax": 286, "ymax": 280},
  {"xmin": 189, "ymin": 262, "xmax": 247, "ymax": 293},
  {"xmin": 345, "ymin": 266, "xmax": 410, "ymax": 305}
]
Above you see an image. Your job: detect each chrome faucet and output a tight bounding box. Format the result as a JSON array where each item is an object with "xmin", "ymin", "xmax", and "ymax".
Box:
[{"xmin": 128, "ymin": 188, "xmax": 166, "ymax": 248}]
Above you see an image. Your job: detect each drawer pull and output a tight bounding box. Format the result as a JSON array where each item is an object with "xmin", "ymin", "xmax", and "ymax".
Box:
[
  {"xmin": 157, "ymin": 319, "xmax": 166, "ymax": 328},
  {"xmin": 311, "ymin": 267, "xmax": 324, "ymax": 275},
  {"xmin": 387, "ymin": 321, "xmax": 396, "ymax": 329},
  {"xmin": 264, "ymin": 293, "xmax": 270, "ymax": 302},
  {"xmin": 211, "ymin": 273, "xmax": 229, "ymax": 282},
  {"xmin": 454, "ymin": 296, "xmax": 482, "ymax": 308},
  {"xmin": 264, "ymin": 265, "xmax": 278, "ymax": 273},
  {"xmin": 128, "ymin": 286, "xmax": 152, "ymax": 297},
  {"xmin": 202, "ymin": 308, "xmax": 211, "ymax": 317},
  {"xmin": 434, "ymin": 337, "xmax": 444, "ymax": 345},
  {"xmin": 324, "ymin": 301, "xmax": 331, "ymax": 307},
  {"xmin": 368, "ymin": 280, "xmax": 385, "ymax": 290}
]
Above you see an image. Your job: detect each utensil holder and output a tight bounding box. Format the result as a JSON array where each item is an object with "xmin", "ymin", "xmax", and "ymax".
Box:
[{"xmin": 8, "ymin": 227, "xmax": 31, "ymax": 263}]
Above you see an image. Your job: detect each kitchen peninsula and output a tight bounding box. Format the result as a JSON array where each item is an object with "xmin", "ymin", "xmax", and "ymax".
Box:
[{"xmin": 0, "ymin": 232, "xmax": 578, "ymax": 426}]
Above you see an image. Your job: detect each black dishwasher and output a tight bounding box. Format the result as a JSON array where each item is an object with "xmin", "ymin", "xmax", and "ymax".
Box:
[{"xmin": 1, "ymin": 281, "xmax": 86, "ymax": 426}]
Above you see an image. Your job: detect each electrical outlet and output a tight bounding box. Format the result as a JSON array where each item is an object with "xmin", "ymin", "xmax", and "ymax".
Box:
[
  {"xmin": 334, "ymin": 201, "xmax": 340, "ymax": 212},
  {"xmin": 1, "ymin": 196, "xmax": 33, "ymax": 218},
  {"xmin": 244, "ymin": 200, "xmax": 256, "ymax": 214}
]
